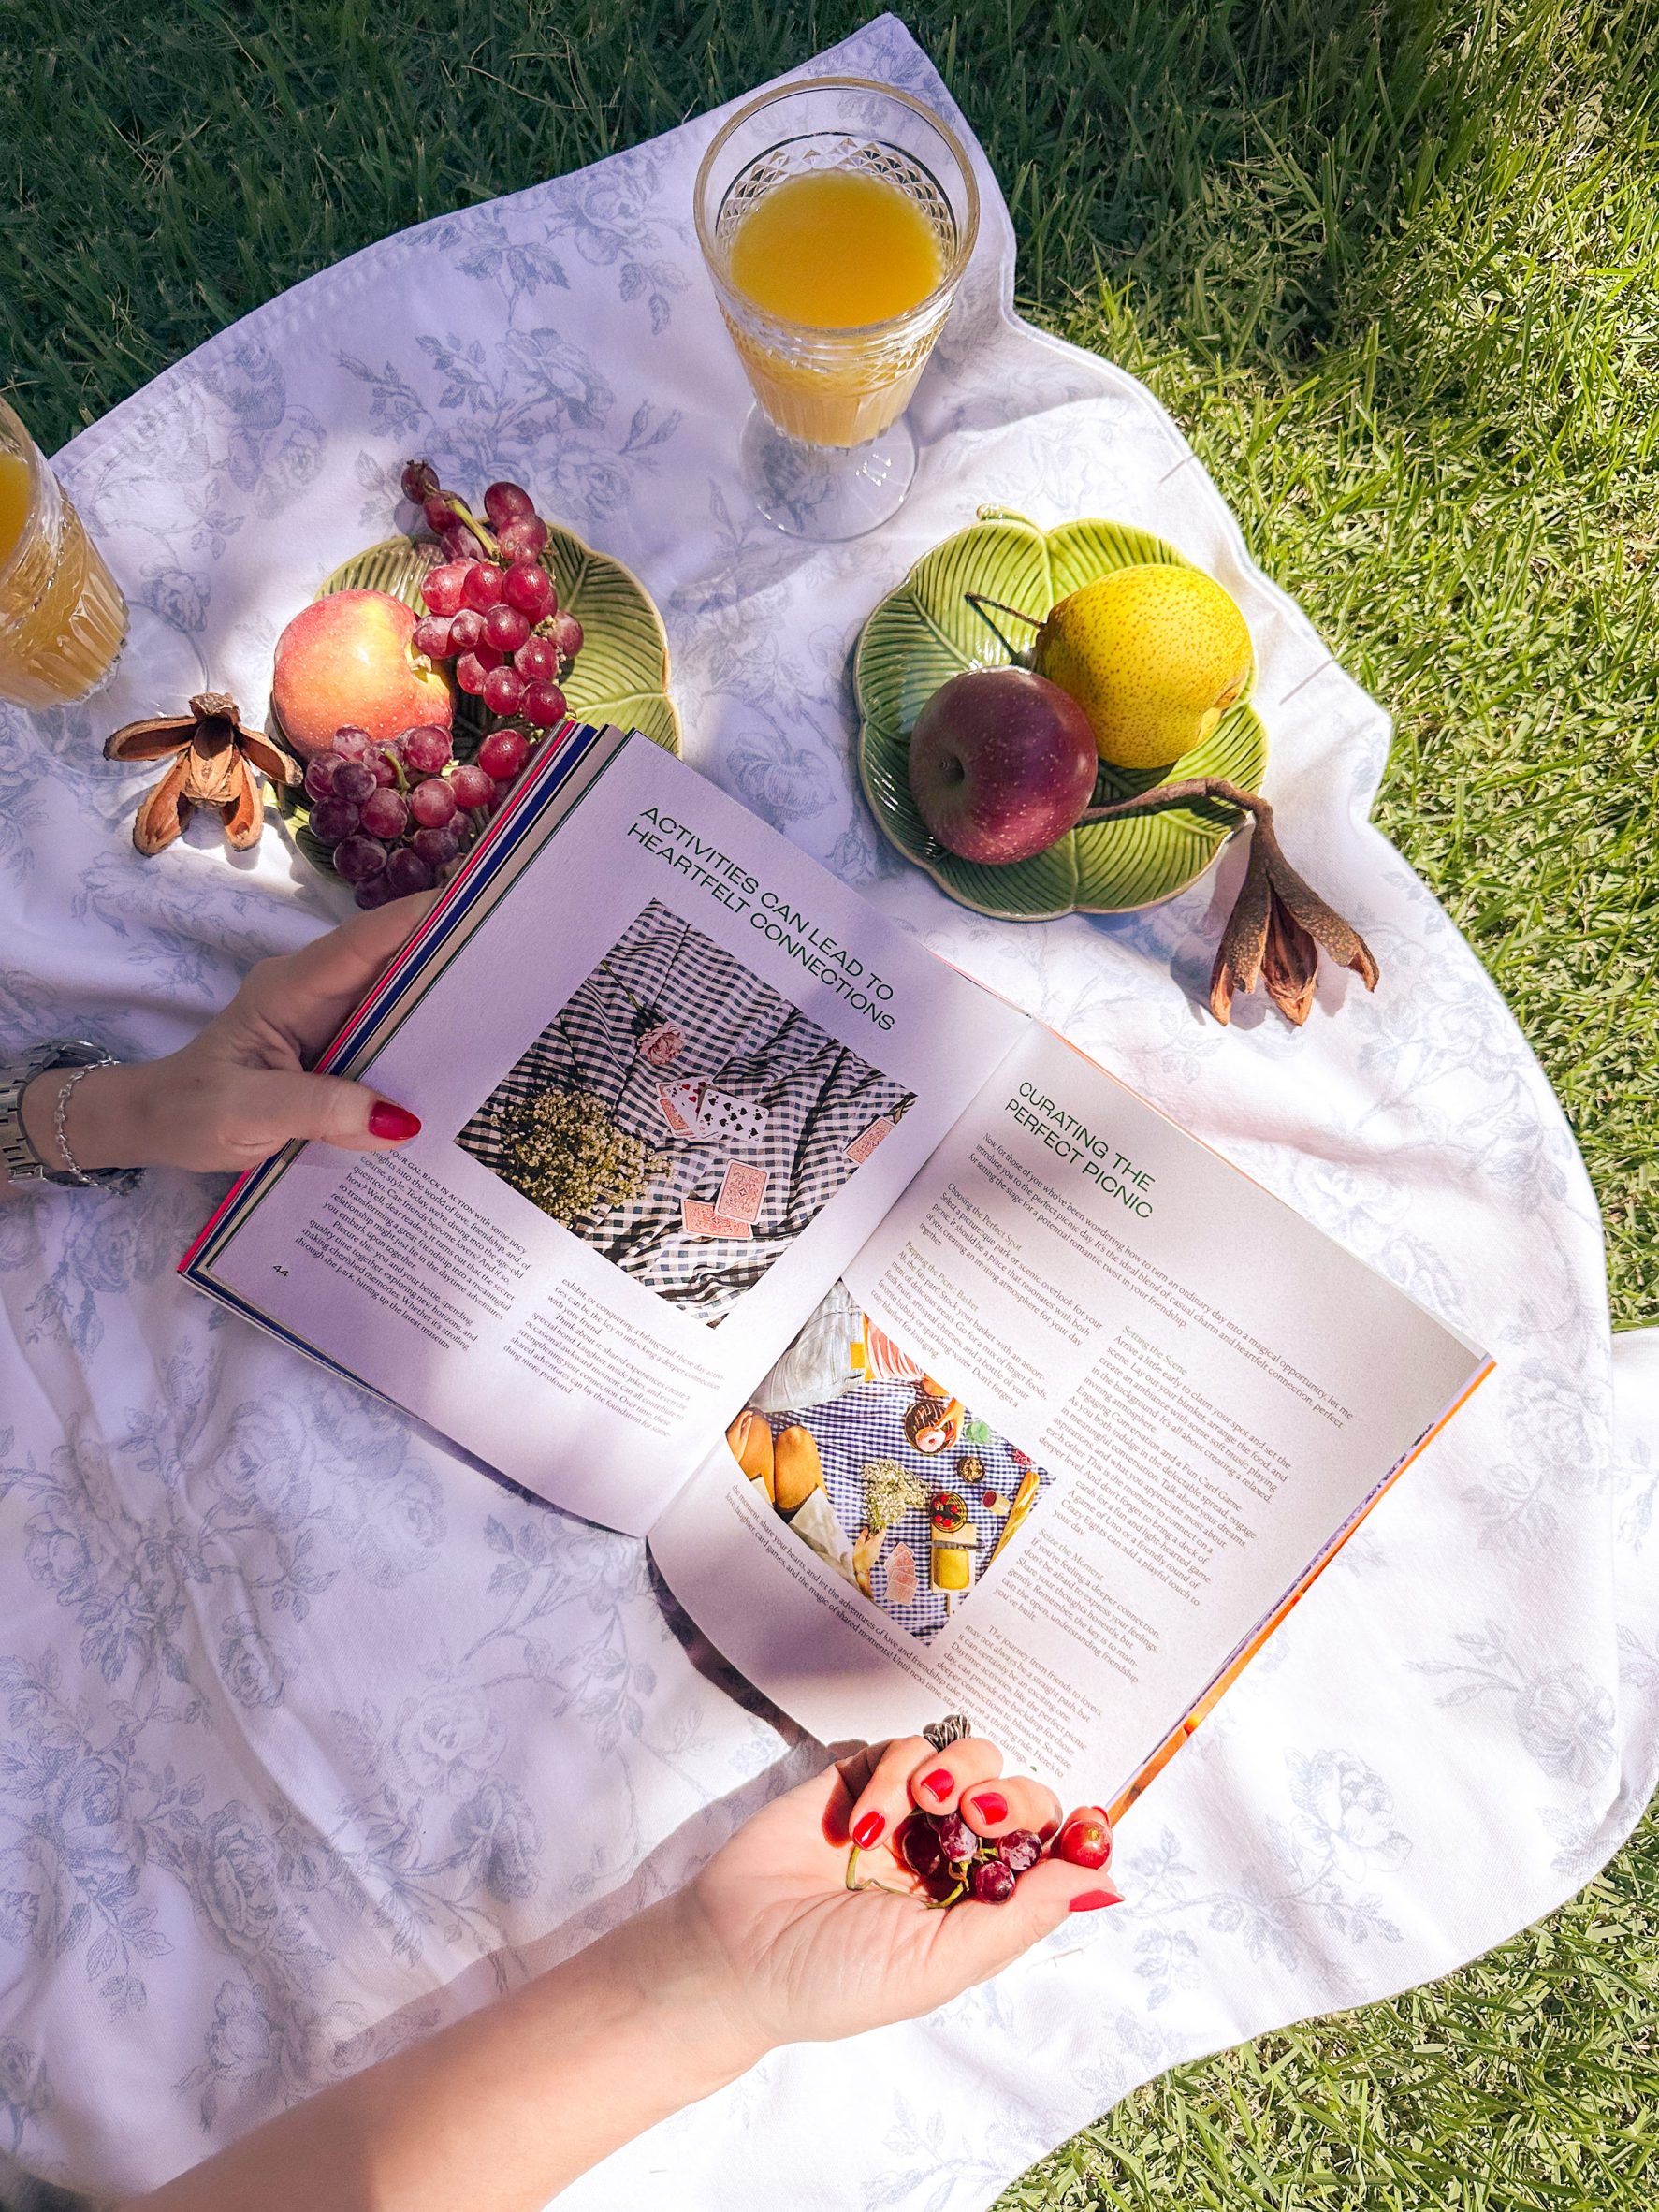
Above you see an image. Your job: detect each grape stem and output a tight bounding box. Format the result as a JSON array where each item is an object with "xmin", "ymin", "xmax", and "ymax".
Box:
[
  {"xmin": 842, "ymin": 1843, "xmax": 910, "ymax": 1899},
  {"xmin": 441, "ymin": 495, "xmax": 500, "ymax": 561}
]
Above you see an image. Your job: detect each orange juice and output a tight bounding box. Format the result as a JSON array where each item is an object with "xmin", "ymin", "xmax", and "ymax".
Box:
[
  {"xmin": 0, "ymin": 436, "xmax": 127, "ymax": 708},
  {"xmin": 724, "ymin": 167, "xmax": 949, "ymax": 447},
  {"xmin": 729, "ymin": 169, "xmax": 945, "ymax": 327},
  {"xmin": 0, "ymin": 449, "xmax": 30, "ymax": 569}
]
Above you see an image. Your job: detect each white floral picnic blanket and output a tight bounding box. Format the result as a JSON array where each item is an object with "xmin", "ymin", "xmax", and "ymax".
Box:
[{"xmin": 2, "ymin": 16, "xmax": 1654, "ymax": 2207}]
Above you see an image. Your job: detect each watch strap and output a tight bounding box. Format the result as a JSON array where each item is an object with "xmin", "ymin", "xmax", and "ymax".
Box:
[
  {"xmin": 0, "ymin": 1044, "xmax": 61, "ymax": 1181},
  {"xmin": 0, "ymin": 1041, "xmax": 127, "ymax": 1187}
]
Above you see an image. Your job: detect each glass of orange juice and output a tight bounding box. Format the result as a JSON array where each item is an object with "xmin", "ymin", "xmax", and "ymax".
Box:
[
  {"xmin": 0, "ymin": 395, "xmax": 127, "ymax": 709},
  {"xmin": 694, "ymin": 77, "xmax": 979, "ymax": 541}
]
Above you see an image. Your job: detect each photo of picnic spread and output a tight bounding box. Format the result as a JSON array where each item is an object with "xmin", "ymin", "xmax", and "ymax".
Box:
[{"xmin": 725, "ymin": 1280, "xmax": 1052, "ymax": 1640}]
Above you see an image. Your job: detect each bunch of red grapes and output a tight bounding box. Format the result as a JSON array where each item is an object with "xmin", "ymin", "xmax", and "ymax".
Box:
[
  {"xmin": 875, "ymin": 1803, "xmax": 1112, "ymax": 1908},
  {"xmin": 303, "ymin": 464, "xmax": 589, "ymax": 908},
  {"xmin": 401, "ymin": 461, "xmax": 584, "ymax": 725},
  {"xmin": 301, "ymin": 721, "xmax": 530, "ymax": 910},
  {"xmin": 898, "ymin": 1809, "xmax": 1046, "ymax": 1904}
]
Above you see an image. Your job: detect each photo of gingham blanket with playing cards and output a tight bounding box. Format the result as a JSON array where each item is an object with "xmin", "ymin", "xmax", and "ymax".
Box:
[{"xmin": 456, "ymin": 900, "xmax": 915, "ymax": 1324}]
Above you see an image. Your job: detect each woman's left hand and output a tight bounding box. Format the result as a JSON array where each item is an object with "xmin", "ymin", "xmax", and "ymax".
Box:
[{"xmin": 14, "ymin": 895, "xmax": 434, "ymax": 1184}]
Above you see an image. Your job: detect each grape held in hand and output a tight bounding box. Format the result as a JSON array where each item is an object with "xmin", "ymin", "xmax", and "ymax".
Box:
[
  {"xmin": 932, "ymin": 1812, "xmax": 974, "ymax": 1865},
  {"xmin": 1055, "ymin": 1811, "xmax": 1112, "ymax": 1871},
  {"xmin": 851, "ymin": 1797, "xmax": 1108, "ymax": 1912},
  {"xmin": 970, "ymin": 1857, "xmax": 1017, "ymax": 1904}
]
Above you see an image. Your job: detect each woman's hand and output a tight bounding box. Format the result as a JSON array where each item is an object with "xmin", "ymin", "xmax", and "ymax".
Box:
[
  {"xmin": 14, "ymin": 895, "xmax": 433, "ymax": 1183},
  {"xmin": 129, "ymin": 1738, "xmax": 1116, "ymax": 2212},
  {"xmin": 670, "ymin": 1734, "xmax": 1119, "ymax": 2053}
]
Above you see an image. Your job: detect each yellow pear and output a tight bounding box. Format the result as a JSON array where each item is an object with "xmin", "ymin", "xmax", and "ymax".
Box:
[{"xmin": 1032, "ymin": 565, "xmax": 1253, "ymax": 770}]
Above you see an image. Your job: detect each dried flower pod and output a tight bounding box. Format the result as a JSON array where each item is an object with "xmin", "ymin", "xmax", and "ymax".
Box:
[
  {"xmin": 105, "ymin": 692, "xmax": 298, "ymax": 857},
  {"xmin": 1078, "ymin": 777, "xmax": 1378, "ymax": 1026}
]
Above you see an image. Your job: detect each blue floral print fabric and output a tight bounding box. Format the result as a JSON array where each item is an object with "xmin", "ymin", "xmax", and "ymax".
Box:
[{"xmin": 1, "ymin": 16, "xmax": 1655, "ymax": 2209}]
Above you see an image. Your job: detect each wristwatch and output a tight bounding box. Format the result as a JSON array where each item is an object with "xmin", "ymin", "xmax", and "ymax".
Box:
[{"xmin": 0, "ymin": 1040, "xmax": 126, "ymax": 1186}]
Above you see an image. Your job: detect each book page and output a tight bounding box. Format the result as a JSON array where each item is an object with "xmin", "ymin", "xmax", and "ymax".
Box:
[
  {"xmin": 650, "ymin": 1026, "xmax": 1487, "ymax": 1808},
  {"xmin": 184, "ymin": 730, "xmax": 1026, "ymax": 1535}
]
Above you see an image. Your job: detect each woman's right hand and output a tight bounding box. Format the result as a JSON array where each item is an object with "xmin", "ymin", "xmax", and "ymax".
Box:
[
  {"xmin": 661, "ymin": 1734, "xmax": 1120, "ymax": 2059},
  {"xmin": 127, "ymin": 1736, "xmax": 1117, "ymax": 2212}
]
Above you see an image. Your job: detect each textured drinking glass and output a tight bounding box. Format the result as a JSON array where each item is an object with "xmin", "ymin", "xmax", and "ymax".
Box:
[
  {"xmin": 694, "ymin": 76, "xmax": 979, "ymax": 541},
  {"xmin": 0, "ymin": 395, "xmax": 127, "ymax": 708}
]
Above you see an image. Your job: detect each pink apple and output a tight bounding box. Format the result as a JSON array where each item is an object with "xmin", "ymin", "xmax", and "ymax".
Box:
[
  {"xmin": 272, "ymin": 589, "xmax": 454, "ymax": 761},
  {"xmin": 907, "ymin": 666, "xmax": 1098, "ymax": 866}
]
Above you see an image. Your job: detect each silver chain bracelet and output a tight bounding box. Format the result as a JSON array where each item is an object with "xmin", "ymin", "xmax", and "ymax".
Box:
[{"xmin": 50, "ymin": 1061, "xmax": 110, "ymax": 1186}]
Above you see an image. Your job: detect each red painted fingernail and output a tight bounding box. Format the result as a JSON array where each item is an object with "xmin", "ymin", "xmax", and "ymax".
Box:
[
  {"xmin": 1069, "ymin": 1887, "xmax": 1123, "ymax": 1913},
  {"xmin": 369, "ymin": 1102, "xmax": 421, "ymax": 1141},
  {"xmin": 920, "ymin": 1768, "xmax": 953, "ymax": 1801},
  {"xmin": 968, "ymin": 1789, "xmax": 1008, "ymax": 1825},
  {"xmin": 852, "ymin": 1811, "xmax": 885, "ymax": 1849}
]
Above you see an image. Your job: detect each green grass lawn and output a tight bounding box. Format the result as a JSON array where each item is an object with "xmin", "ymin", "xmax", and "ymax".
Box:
[{"xmin": 5, "ymin": 0, "xmax": 1657, "ymax": 2203}]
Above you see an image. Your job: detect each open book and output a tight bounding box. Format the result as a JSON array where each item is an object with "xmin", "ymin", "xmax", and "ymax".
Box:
[{"xmin": 184, "ymin": 724, "xmax": 1491, "ymax": 1819}]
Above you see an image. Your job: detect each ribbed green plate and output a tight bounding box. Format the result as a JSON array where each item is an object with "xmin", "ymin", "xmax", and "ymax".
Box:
[
  {"xmin": 272, "ymin": 525, "xmax": 678, "ymax": 872},
  {"xmin": 854, "ymin": 508, "xmax": 1267, "ymax": 920}
]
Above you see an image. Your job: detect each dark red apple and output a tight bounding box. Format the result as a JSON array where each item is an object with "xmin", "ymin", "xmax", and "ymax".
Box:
[{"xmin": 907, "ymin": 666, "xmax": 1098, "ymax": 866}]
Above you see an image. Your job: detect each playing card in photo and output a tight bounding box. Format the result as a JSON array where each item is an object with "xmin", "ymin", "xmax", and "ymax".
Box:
[
  {"xmin": 845, "ymin": 1115, "xmax": 895, "ymax": 1165},
  {"xmin": 681, "ymin": 1198, "xmax": 753, "ymax": 1241},
  {"xmin": 716, "ymin": 1160, "xmax": 768, "ymax": 1224},
  {"xmin": 657, "ymin": 1084, "xmax": 694, "ymax": 1136},
  {"xmin": 691, "ymin": 1087, "xmax": 769, "ymax": 1146},
  {"xmin": 666, "ymin": 1081, "xmax": 720, "ymax": 1143}
]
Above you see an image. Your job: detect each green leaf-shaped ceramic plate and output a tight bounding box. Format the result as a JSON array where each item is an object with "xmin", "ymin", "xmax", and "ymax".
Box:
[
  {"xmin": 855, "ymin": 508, "xmax": 1267, "ymax": 919},
  {"xmin": 271, "ymin": 525, "xmax": 678, "ymax": 875}
]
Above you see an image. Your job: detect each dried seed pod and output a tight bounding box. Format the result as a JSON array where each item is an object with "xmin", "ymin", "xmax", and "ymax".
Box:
[
  {"xmin": 106, "ymin": 691, "xmax": 298, "ymax": 857},
  {"xmin": 1078, "ymin": 776, "xmax": 1378, "ymax": 1026}
]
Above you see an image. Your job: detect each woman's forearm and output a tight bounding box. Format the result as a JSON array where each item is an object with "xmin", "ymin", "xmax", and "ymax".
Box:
[{"xmin": 128, "ymin": 1895, "xmax": 764, "ymax": 2212}]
